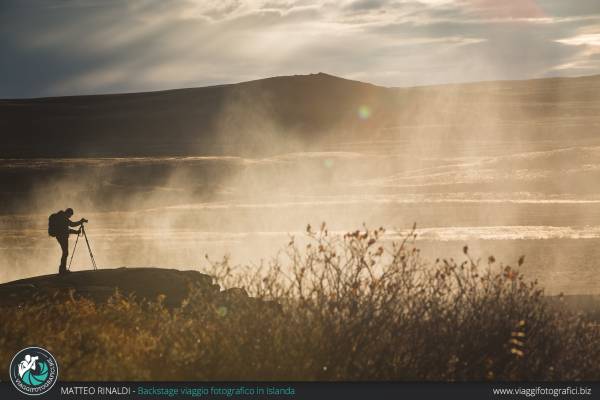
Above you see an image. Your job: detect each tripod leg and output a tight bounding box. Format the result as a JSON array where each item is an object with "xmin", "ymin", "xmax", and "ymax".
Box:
[
  {"xmin": 68, "ymin": 232, "xmax": 81, "ymax": 271},
  {"xmin": 82, "ymin": 226, "xmax": 98, "ymax": 270}
]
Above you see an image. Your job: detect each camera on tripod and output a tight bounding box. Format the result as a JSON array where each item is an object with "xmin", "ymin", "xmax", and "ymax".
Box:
[{"xmin": 69, "ymin": 219, "xmax": 97, "ymax": 271}]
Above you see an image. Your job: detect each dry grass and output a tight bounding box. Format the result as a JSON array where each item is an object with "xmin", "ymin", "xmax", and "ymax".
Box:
[{"xmin": 1, "ymin": 223, "xmax": 599, "ymax": 381}]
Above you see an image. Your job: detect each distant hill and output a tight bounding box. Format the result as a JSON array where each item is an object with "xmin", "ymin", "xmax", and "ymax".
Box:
[
  {"xmin": 1, "ymin": 73, "xmax": 599, "ymax": 158},
  {"xmin": 0, "ymin": 73, "xmax": 394, "ymax": 157}
]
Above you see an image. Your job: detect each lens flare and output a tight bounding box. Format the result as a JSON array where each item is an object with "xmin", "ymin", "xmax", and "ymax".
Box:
[{"xmin": 358, "ymin": 105, "xmax": 371, "ymax": 120}]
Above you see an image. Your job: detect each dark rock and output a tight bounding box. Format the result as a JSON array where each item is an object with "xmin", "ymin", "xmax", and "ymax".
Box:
[{"xmin": 0, "ymin": 267, "xmax": 219, "ymax": 308}]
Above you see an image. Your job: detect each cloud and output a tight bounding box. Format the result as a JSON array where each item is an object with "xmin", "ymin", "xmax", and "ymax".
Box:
[
  {"xmin": 459, "ymin": 0, "xmax": 546, "ymax": 19},
  {"xmin": 557, "ymin": 33, "xmax": 600, "ymax": 47},
  {"xmin": 0, "ymin": 0, "xmax": 599, "ymax": 97},
  {"xmin": 345, "ymin": 0, "xmax": 388, "ymax": 11},
  {"xmin": 553, "ymin": 29, "xmax": 600, "ymax": 73}
]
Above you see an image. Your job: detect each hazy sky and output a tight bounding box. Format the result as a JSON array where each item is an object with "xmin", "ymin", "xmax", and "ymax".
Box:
[{"xmin": 1, "ymin": 0, "xmax": 600, "ymax": 98}]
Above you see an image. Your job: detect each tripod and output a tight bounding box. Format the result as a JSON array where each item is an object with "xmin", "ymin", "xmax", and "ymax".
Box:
[{"xmin": 68, "ymin": 224, "xmax": 98, "ymax": 271}]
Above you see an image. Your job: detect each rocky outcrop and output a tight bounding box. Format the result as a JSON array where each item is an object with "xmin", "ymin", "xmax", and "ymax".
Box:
[{"xmin": 0, "ymin": 267, "xmax": 263, "ymax": 309}]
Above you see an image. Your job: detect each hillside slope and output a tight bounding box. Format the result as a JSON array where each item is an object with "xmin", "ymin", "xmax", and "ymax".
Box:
[
  {"xmin": 0, "ymin": 73, "xmax": 394, "ymax": 157},
  {"xmin": 1, "ymin": 73, "xmax": 599, "ymax": 158}
]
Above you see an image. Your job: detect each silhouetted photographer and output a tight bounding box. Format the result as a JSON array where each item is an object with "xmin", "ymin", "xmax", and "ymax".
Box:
[{"xmin": 48, "ymin": 208, "xmax": 88, "ymax": 274}]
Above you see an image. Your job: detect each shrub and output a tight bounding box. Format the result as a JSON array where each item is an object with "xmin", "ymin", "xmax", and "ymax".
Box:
[{"xmin": 0, "ymin": 223, "xmax": 598, "ymax": 380}]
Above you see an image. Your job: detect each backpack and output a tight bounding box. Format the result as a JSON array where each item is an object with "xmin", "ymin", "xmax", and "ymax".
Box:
[{"xmin": 48, "ymin": 212, "xmax": 62, "ymax": 237}]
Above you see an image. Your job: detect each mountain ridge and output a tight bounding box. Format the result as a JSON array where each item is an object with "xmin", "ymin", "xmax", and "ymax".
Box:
[
  {"xmin": 0, "ymin": 72, "xmax": 378, "ymax": 102},
  {"xmin": 1, "ymin": 72, "xmax": 599, "ymax": 158},
  {"xmin": 2, "ymin": 72, "xmax": 599, "ymax": 102}
]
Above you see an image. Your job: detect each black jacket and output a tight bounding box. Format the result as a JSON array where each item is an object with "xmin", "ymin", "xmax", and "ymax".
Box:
[{"xmin": 55, "ymin": 211, "xmax": 82, "ymax": 236}]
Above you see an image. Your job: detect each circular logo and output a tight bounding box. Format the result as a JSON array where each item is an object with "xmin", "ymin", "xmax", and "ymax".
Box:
[{"xmin": 9, "ymin": 347, "xmax": 59, "ymax": 396}]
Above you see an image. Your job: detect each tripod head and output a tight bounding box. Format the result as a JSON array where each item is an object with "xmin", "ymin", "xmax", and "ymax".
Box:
[{"xmin": 78, "ymin": 218, "xmax": 89, "ymax": 234}]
